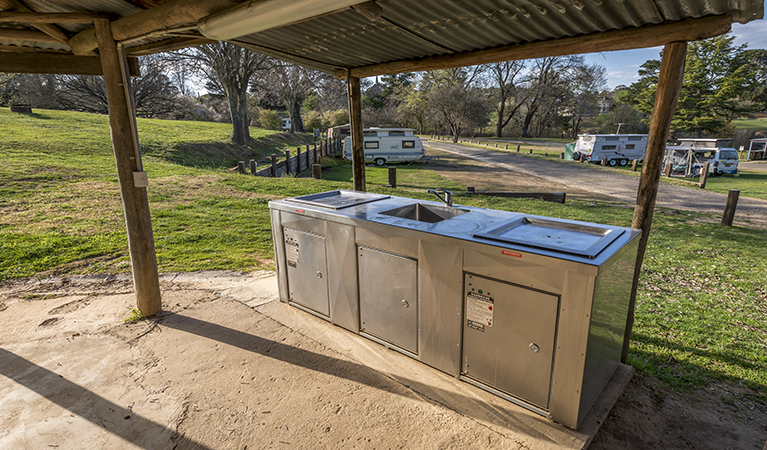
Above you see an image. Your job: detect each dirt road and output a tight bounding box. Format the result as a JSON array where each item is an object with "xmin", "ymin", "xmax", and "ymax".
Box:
[{"xmin": 427, "ymin": 141, "xmax": 767, "ymax": 228}]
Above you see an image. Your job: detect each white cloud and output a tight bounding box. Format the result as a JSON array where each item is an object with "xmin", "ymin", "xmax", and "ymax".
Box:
[{"xmin": 732, "ymin": 20, "xmax": 767, "ymax": 49}]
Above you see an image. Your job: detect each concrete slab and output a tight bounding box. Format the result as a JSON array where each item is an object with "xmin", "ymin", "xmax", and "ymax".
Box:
[
  {"xmin": 0, "ymin": 271, "xmax": 632, "ymax": 450},
  {"xmin": 250, "ymin": 276, "xmax": 634, "ymax": 450}
]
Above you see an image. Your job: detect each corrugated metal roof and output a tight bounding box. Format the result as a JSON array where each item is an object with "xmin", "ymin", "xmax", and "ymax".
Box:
[
  {"xmin": 229, "ymin": 0, "xmax": 763, "ymax": 73},
  {"xmin": 0, "ymin": 0, "xmax": 764, "ymax": 74}
]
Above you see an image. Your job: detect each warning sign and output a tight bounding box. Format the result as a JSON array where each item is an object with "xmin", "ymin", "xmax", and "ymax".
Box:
[{"xmin": 466, "ymin": 292, "xmax": 494, "ymax": 332}]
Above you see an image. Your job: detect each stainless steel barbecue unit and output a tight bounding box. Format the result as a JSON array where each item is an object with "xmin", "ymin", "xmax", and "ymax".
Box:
[{"xmin": 269, "ymin": 190, "xmax": 640, "ymax": 430}]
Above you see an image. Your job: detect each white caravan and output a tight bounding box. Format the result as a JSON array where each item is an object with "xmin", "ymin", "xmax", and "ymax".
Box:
[
  {"xmin": 343, "ymin": 128, "xmax": 426, "ymax": 166},
  {"xmin": 573, "ymin": 134, "xmax": 648, "ymax": 166}
]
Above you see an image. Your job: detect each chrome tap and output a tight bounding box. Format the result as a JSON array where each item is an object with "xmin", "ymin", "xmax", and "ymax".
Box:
[{"xmin": 427, "ymin": 188, "xmax": 453, "ymax": 207}]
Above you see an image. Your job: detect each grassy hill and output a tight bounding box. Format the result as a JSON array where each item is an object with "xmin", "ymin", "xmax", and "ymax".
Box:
[
  {"xmin": 733, "ymin": 117, "xmax": 767, "ymax": 132},
  {"xmin": 0, "ymin": 108, "xmax": 765, "ymax": 406}
]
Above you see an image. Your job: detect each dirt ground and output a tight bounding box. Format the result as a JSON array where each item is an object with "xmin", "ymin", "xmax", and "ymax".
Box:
[{"xmin": 1, "ymin": 272, "xmax": 765, "ymax": 450}]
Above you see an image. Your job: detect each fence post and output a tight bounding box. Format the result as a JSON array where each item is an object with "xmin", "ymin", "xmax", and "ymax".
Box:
[
  {"xmin": 238, "ymin": 161, "xmax": 246, "ymax": 174},
  {"xmin": 388, "ymin": 167, "xmax": 396, "ymax": 188},
  {"xmin": 312, "ymin": 164, "xmax": 321, "ymax": 179},
  {"xmin": 664, "ymin": 162, "xmax": 672, "ymax": 177},
  {"xmin": 271, "ymin": 154, "xmax": 277, "ymax": 177},
  {"xmin": 697, "ymin": 162, "xmax": 710, "ymax": 189},
  {"xmin": 560, "ymin": 152, "xmax": 564, "ymax": 159},
  {"xmin": 721, "ymin": 190, "xmax": 740, "ymax": 226},
  {"xmin": 602, "ymin": 158, "xmax": 608, "ymax": 166},
  {"xmin": 632, "ymin": 160, "xmax": 638, "ymax": 172},
  {"xmin": 312, "ymin": 144, "xmax": 316, "ymax": 167},
  {"xmin": 296, "ymin": 146, "xmax": 302, "ymax": 172},
  {"xmin": 505, "ymin": 144, "xmax": 508, "ymax": 149},
  {"xmin": 249, "ymin": 159, "xmax": 257, "ymax": 175},
  {"xmin": 285, "ymin": 150, "xmax": 291, "ymax": 175}
]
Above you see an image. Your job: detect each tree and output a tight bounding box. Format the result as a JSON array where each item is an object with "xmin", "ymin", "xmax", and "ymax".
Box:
[
  {"xmin": 257, "ymin": 62, "xmax": 328, "ymax": 133},
  {"xmin": 174, "ymin": 43, "xmax": 272, "ymax": 144},
  {"xmin": 485, "ymin": 61, "xmax": 527, "ymax": 137},
  {"xmin": 565, "ymin": 63, "xmax": 606, "ymax": 138},
  {"xmin": 627, "ymin": 34, "xmax": 765, "ymax": 137},
  {"xmin": 424, "ymin": 67, "xmax": 491, "ymax": 142},
  {"xmin": 518, "ymin": 56, "xmax": 585, "ymax": 138}
]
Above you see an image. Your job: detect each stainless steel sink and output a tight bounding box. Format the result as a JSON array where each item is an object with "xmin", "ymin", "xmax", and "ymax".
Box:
[{"xmin": 380, "ymin": 203, "xmax": 470, "ymax": 223}]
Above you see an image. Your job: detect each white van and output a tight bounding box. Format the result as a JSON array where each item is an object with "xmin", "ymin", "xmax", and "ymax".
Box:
[
  {"xmin": 573, "ymin": 134, "xmax": 648, "ymax": 166},
  {"xmin": 677, "ymin": 138, "xmax": 739, "ymax": 175},
  {"xmin": 343, "ymin": 128, "xmax": 425, "ymax": 166}
]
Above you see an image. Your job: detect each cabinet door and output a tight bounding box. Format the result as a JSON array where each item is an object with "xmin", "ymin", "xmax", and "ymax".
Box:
[
  {"xmin": 358, "ymin": 246, "xmax": 418, "ymax": 354},
  {"xmin": 284, "ymin": 228, "xmax": 330, "ymax": 317},
  {"xmin": 462, "ymin": 274, "xmax": 559, "ymax": 409}
]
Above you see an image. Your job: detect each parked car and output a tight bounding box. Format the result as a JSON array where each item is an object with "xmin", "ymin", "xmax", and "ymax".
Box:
[{"xmin": 677, "ymin": 138, "xmax": 739, "ymax": 175}]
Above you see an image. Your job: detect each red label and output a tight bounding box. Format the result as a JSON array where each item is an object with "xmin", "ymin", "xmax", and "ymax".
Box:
[
  {"xmin": 295, "ymin": 209, "xmax": 305, "ymax": 214},
  {"xmin": 501, "ymin": 250, "xmax": 522, "ymax": 258}
]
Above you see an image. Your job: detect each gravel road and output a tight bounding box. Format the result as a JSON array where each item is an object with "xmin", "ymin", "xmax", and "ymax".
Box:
[{"xmin": 427, "ymin": 140, "xmax": 767, "ymax": 228}]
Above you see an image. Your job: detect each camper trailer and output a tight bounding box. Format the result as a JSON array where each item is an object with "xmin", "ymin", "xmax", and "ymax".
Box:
[
  {"xmin": 343, "ymin": 128, "xmax": 425, "ymax": 166},
  {"xmin": 572, "ymin": 134, "xmax": 648, "ymax": 166},
  {"xmin": 677, "ymin": 138, "xmax": 739, "ymax": 175}
]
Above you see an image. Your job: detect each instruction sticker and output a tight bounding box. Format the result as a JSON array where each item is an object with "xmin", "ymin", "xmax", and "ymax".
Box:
[
  {"xmin": 286, "ymin": 237, "xmax": 299, "ymax": 266},
  {"xmin": 466, "ymin": 292, "xmax": 494, "ymax": 332}
]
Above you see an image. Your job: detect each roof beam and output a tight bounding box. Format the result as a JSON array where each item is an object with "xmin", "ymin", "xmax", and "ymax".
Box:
[
  {"xmin": 0, "ymin": 27, "xmax": 61, "ymax": 43},
  {"xmin": 1, "ymin": 0, "xmax": 72, "ymax": 48},
  {"xmin": 334, "ymin": 15, "xmax": 732, "ymax": 79},
  {"xmin": 0, "ymin": 12, "xmax": 107, "ymax": 23},
  {"xmin": 126, "ymin": 37, "xmax": 214, "ymax": 56},
  {"xmin": 0, "ymin": 52, "xmax": 140, "ymax": 75},
  {"xmin": 69, "ymin": 0, "xmax": 241, "ymax": 55}
]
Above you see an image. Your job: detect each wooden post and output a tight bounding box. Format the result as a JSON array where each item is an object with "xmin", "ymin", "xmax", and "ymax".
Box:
[
  {"xmin": 602, "ymin": 158, "xmax": 608, "ymax": 166},
  {"xmin": 560, "ymin": 152, "xmax": 564, "ymax": 159},
  {"xmin": 348, "ymin": 76, "xmax": 365, "ymax": 191},
  {"xmin": 517, "ymin": 144, "xmax": 520, "ymax": 152},
  {"xmin": 238, "ymin": 161, "xmax": 246, "ymax": 174},
  {"xmin": 285, "ymin": 150, "xmax": 291, "ymax": 175},
  {"xmin": 622, "ymin": 41, "xmax": 688, "ymax": 363},
  {"xmin": 721, "ymin": 190, "xmax": 740, "ymax": 226},
  {"xmin": 312, "ymin": 164, "xmax": 321, "ymax": 179},
  {"xmin": 93, "ymin": 19, "xmax": 161, "ymax": 316},
  {"xmin": 632, "ymin": 160, "xmax": 638, "ymax": 172},
  {"xmin": 506, "ymin": 144, "xmax": 509, "ymax": 149},
  {"xmin": 664, "ymin": 162, "xmax": 672, "ymax": 177},
  {"xmin": 270, "ymin": 154, "xmax": 277, "ymax": 177},
  {"xmin": 697, "ymin": 162, "xmax": 710, "ymax": 188},
  {"xmin": 296, "ymin": 146, "xmax": 302, "ymax": 172},
  {"xmin": 388, "ymin": 167, "xmax": 396, "ymax": 188},
  {"xmin": 311, "ymin": 143, "xmax": 316, "ymax": 167},
  {"xmin": 249, "ymin": 159, "xmax": 257, "ymax": 175}
]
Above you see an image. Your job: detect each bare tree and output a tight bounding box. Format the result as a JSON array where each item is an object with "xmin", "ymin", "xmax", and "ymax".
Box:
[
  {"xmin": 519, "ymin": 56, "xmax": 584, "ymax": 138},
  {"xmin": 485, "ymin": 61, "xmax": 527, "ymax": 137},
  {"xmin": 256, "ymin": 62, "xmax": 322, "ymax": 133},
  {"xmin": 174, "ymin": 43, "xmax": 272, "ymax": 144},
  {"xmin": 424, "ymin": 67, "xmax": 490, "ymax": 142}
]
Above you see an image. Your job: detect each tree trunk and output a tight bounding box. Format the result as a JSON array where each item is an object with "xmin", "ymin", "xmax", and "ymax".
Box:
[
  {"xmin": 496, "ymin": 93, "xmax": 506, "ymax": 137},
  {"xmin": 227, "ymin": 87, "xmax": 250, "ymax": 145},
  {"xmin": 290, "ymin": 100, "xmax": 304, "ymax": 133}
]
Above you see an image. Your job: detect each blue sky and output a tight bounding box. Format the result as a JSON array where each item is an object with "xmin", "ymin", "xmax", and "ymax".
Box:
[{"xmin": 585, "ymin": 17, "xmax": 767, "ymax": 89}]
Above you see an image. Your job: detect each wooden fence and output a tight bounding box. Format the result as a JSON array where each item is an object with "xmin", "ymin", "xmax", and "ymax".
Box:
[{"xmin": 236, "ymin": 137, "xmax": 343, "ymax": 177}]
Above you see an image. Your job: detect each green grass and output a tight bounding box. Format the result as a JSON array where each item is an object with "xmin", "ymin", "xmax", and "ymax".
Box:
[
  {"xmin": 1, "ymin": 108, "xmax": 765, "ymax": 406},
  {"xmin": 733, "ymin": 117, "xmax": 767, "ymax": 131}
]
